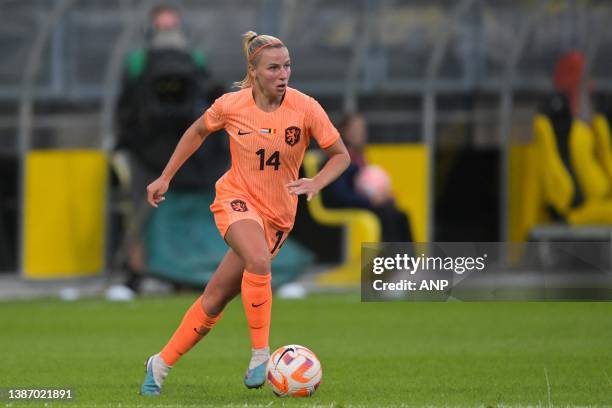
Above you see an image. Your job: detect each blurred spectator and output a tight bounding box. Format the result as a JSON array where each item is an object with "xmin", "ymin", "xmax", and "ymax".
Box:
[
  {"xmin": 553, "ymin": 50, "xmax": 586, "ymax": 117},
  {"xmin": 322, "ymin": 113, "xmax": 413, "ymax": 242},
  {"xmin": 112, "ymin": 4, "xmax": 227, "ymax": 296}
]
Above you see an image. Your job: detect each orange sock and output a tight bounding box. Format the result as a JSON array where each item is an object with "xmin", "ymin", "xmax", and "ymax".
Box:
[
  {"xmin": 241, "ymin": 271, "xmax": 272, "ymax": 349},
  {"xmin": 159, "ymin": 295, "xmax": 222, "ymax": 366}
]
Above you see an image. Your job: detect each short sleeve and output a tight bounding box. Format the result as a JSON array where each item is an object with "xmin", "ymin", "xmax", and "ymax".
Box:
[
  {"xmin": 306, "ymin": 97, "xmax": 340, "ymax": 149},
  {"xmin": 203, "ymin": 94, "xmax": 227, "ymax": 132}
]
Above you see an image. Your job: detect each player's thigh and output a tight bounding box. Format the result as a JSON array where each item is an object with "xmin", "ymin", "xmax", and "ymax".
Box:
[
  {"xmin": 225, "ymin": 219, "xmax": 271, "ymax": 275},
  {"xmin": 202, "ymin": 248, "xmax": 244, "ymax": 315}
]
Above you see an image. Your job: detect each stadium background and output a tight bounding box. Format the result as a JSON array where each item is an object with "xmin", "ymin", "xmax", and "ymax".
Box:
[{"xmin": 0, "ymin": 0, "xmax": 611, "ymax": 406}]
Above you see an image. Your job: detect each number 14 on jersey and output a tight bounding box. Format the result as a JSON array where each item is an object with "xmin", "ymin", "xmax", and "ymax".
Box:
[{"xmin": 256, "ymin": 149, "xmax": 280, "ymax": 170}]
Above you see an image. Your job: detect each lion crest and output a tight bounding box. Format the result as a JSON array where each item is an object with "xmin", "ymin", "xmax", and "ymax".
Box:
[
  {"xmin": 284, "ymin": 126, "xmax": 301, "ymax": 146},
  {"xmin": 230, "ymin": 199, "xmax": 248, "ymax": 212}
]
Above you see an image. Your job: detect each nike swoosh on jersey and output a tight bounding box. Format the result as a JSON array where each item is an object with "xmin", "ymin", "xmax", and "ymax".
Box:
[{"xmin": 238, "ymin": 129, "xmax": 252, "ymax": 135}]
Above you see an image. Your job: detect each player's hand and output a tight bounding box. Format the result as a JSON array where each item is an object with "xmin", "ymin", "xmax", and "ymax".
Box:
[
  {"xmin": 286, "ymin": 178, "xmax": 321, "ymax": 201},
  {"xmin": 147, "ymin": 177, "xmax": 170, "ymax": 208}
]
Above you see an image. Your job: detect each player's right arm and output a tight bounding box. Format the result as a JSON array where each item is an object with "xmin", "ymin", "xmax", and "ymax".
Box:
[{"xmin": 146, "ymin": 115, "xmax": 211, "ymax": 207}]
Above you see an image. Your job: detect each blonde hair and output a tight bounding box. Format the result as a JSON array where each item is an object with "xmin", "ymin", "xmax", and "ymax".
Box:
[{"xmin": 233, "ymin": 31, "xmax": 286, "ymax": 89}]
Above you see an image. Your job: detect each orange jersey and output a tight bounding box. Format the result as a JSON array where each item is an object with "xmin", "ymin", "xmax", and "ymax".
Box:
[{"xmin": 203, "ymin": 87, "xmax": 339, "ymax": 231}]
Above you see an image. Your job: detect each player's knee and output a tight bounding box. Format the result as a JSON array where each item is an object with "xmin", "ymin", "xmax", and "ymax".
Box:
[{"xmin": 244, "ymin": 255, "xmax": 271, "ymax": 275}]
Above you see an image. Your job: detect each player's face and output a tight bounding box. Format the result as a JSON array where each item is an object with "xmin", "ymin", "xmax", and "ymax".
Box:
[{"xmin": 252, "ymin": 47, "xmax": 291, "ymax": 97}]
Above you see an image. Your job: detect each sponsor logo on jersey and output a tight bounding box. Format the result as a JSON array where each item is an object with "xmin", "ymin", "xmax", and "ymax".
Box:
[
  {"xmin": 284, "ymin": 126, "xmax": 301, "ymax": 146},
  {"xmin": 230, "ymin": 199, "xmax": 248, "ymax": 212}
]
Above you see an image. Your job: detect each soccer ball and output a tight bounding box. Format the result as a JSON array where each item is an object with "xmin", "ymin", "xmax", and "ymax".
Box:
[
  {"xmin": 267, "ymin": 344, "xmax": 322, "ymax": 397},
  {"xmin": 355, "ymin": 164, "xmax": 392, "ymax": 201}
]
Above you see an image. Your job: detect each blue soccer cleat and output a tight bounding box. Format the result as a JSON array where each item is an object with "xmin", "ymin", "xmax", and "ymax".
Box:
[
  {"xmin": 244, "ymin": 361, "xmax": 267, "ymax": 389},
  {"xmin": 140, "ymin": 354, "xmax": 170, "ymax": 396}
]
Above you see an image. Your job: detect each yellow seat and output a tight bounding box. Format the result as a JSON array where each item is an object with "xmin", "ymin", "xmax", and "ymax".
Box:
[
  {"xmin": 569, "ymin": 119, "xmax": 610, "ymax": 202},
  {"xmin": 302, "ymin": 150, "xmax": 381, "ymax": 285},
  {"xmin": 533, "ymin": 115, "xmax": 575, "ymax": 217},
  {"xmin": 533, "ymin": 115, "xmax": 612, "ymax": 225},
  {"xmin": 592, "ymin": 113, "xmax": 612, "ymax": 188}
]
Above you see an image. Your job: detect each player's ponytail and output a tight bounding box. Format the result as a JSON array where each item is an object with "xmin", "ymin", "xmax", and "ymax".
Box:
[{"xmin": 234, "ymin": 30, "xmax": 285, "ymax": 89}]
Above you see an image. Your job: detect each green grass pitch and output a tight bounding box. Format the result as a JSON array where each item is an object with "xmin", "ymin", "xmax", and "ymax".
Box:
[{"xmin": 1, "ymin": 294, "xmax": 611, "ymax": 407}]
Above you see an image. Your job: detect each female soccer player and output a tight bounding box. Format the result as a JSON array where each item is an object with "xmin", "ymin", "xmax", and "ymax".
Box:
[{"xmin": 140, "ymin": 31, "xmax": 350, "ymax": 396}]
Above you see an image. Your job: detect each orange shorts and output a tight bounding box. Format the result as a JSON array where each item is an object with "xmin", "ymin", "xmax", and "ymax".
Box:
[{"xmin": 210, "ymin": 196, "xmax": 289, "ymax": 257}]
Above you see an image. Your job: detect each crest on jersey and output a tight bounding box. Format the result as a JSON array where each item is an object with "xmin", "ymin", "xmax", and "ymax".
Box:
[
  {"xmin": 230, "ymin": 199, "xmax": 248, "ymax": 212},
  {"xmin": 285, "ymin": 126, "xmax": 301, "ymax": 146}
]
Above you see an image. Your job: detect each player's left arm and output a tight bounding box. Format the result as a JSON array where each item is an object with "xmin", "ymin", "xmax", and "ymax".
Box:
[{"xmin": 287, "ymin": 138, "xmax": 350, "ymax": 201}]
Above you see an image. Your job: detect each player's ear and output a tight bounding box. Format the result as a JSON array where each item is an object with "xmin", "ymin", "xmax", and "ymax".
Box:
[{"xmin": 248, "ymin": 63, "xmax": 257, "ymax": 79}]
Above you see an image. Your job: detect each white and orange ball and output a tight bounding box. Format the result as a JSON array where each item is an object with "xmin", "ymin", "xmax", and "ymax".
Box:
[
  {"xmin": 355, "ymin": 164, "xmax": 392, "ymax": 201},
  {"xmin": 267, "ymin": 345, "xmax": 322, "ymax": 397}
]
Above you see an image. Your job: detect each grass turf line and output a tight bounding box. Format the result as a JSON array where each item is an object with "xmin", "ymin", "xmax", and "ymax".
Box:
[{"xmin": 0, "ymin": 294, "xmax": 610, "ymax": 407}]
